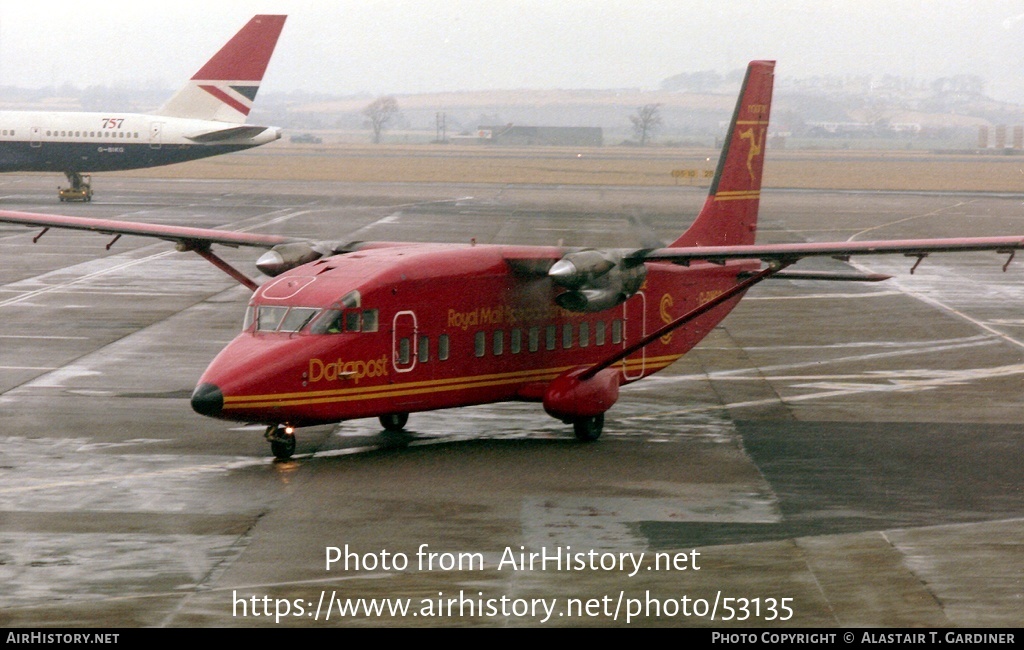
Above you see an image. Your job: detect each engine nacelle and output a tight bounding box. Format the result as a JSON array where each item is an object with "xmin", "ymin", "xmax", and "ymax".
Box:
[
  {"xmin": 556, "ymin": 287, "xmax": 624, "ymax": 312},
  {"xmin": 548, "ymin": 249, "xmax": 619, "ymax": 289},
  {"xmin": 255, "ymin": 240, "xmax": 370, "ymax": 276},
  {"xmin": 543, "ymin": 367, "xmax": 620, "ymax": 421},
  {"xmin": 256, "ymin": 242, "xmax": 329, "ymax": 276},
  {"xmin": 552, "ymin": 257, "xmax": 646, "ymax": 313}
]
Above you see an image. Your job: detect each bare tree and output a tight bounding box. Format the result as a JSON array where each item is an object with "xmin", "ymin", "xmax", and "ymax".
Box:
[
  {"xmin": 363, "ymin": 96, "xmax": 400, "ymax": 144},
  {"xmin": 630, "ymin": 103, "xmax": 662, "ymax": 146}
]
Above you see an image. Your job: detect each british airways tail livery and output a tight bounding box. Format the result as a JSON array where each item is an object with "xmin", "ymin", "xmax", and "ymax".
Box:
[{"xmin": 0, "ymin": 15, "xmax": 287, "ymax": 201}]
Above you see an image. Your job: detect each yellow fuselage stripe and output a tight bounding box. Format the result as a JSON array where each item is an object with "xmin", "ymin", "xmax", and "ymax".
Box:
[
  {"xmin": 223, "ymin": 354, "xmax": 683, "ymax": 410},
  {"xmin": 714, "ymin": 191, "xmax": 760, "ymax": 201}
]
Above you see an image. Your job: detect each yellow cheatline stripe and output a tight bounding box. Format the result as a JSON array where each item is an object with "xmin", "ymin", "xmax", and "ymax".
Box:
[
  {"xmin": 229, "ymin": 373, "xmax": 563, "ymax": 409},
  {"xmin": 226, "ymin": 352, "xmax": 686, "ymax": 404},
  {"xmin": 714, "ymin": 190, "xmax": 760, "ymax": 202},
  {"xmin": 224, "ymin": 364, "xmax": 576, "ymax": 405},
  {"xmin": 222, "ymin": 353, "xmax": 686, "ymax": 410},
  {"xmin": 735, "ymin": 120, "xmax": 770, "ymax": 126},
  {"xmin": 622, "ymin": 353, "xmax": 682, "ymax": 367}
]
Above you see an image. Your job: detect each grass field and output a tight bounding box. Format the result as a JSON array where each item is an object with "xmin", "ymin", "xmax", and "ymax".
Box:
[{"xmin": 112, "ymin": 142, "xmax": 1024, "ymax": 193}]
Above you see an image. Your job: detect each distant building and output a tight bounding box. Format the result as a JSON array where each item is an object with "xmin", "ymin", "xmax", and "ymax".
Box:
[
  {"xmin": 453, "ymin": 125, "xmax": 603, "ymax": 147},
  {"xmin": 978, "ymin": 124, "xmax": 1024, "ymax": 150}
]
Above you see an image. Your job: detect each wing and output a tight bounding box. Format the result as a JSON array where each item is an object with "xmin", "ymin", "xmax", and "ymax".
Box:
[
  {"xmin": 570, "ymin": 235, "xmax": 1024, "ymax": 381},
  {"xmin": 0, "ymin": 209, "xmax": 292, "ymax": 249},
  {"xmin": 508, "ymin": 235, "xmax": 1024, "ymax": 282},
  {"xmin": 635, "ymin": 237, "xmax": 1024, "ymax": 270},
  {"xmin": 0, "ymin": 209, "xmax": 296, "ymax": 291},
  {"xmin": 517, "ymin": 234, "xmax": 1024, "ymax": 314}
]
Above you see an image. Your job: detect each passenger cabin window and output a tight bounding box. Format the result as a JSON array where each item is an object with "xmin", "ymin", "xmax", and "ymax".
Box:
[
  {"xmin": 545, "ymin": 325, "xmax": 557, "ymax": 351},
  {"xmin": 510, "ymin": 328, "xmax": 522, "ymax": 354},
  {"xmin": 612, "ymin": 319, "xmax": 623, "ymax": 344},
  {"xmin": 562, "ymin": 323, "xmax": 573, "ymax": 349},
  {"xmin": 579, "ymin": 322, "xmax": 590, "ymax": 348},
  {"xmin": 493, "ymin": 330, "xmax": 504, "ymax": 356},
  {"xmin": 398, "ymin": 337, "xmax": 411, "ymax": 365},
  {"xmin": 439, "ymin": 334, "xmax": 450, "ymax": 361},
  {"xmin": 475, "ymin": 331, "xmax": 486, "ymax": 357},
  {"xmin": 595, "ymin": 321, "xmax": 606, "ymax": 346},
  {"xmin": 418, "ymin": 336, "xmax": 430, "ymax": 363},
  {"xmin": 528, "ymin": 327, "xmax": 539, "ymax": 352}
]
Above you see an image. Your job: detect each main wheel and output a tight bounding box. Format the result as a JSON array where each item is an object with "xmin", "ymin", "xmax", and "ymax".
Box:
[
  {"xmin": 379, "ymin": 412, "xmax": 409, "ymax": 432},
  {"xmin": 573, "ymin": 413, "xmax": 604, "ymax": 442}
]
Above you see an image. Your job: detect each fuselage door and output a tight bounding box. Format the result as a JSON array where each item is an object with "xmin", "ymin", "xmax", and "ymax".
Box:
[
  {"xmin": 392, "ymin": 310, "xmax": 418, "ymax": 374},
  {"xmin": 149, "ymin": 122, "xmax": 163, "ymax": 149},
  {"xmin": 622, "ymin": 291, "xmax": 646, "ymax": 380},
  {"xmin": 30, "ymin": 127, "xmax": 41, "ymax": 148}
]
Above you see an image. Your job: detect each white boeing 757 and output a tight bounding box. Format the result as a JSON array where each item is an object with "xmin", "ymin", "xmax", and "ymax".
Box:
[{"xmin": 0, "ymin": 14, "xmax": 286, "ymax": 200}]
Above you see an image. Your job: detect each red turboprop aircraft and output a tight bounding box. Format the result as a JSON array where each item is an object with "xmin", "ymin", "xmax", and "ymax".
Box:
[{"xmin": 3, "ymin": 60, "xmax": 1024, "ymax": 460}]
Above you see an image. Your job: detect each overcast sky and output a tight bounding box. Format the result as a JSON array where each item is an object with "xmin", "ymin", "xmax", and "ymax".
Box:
[{"xmin": 4, "ymin": 1, "xmax": 1024, "ymax": 101}]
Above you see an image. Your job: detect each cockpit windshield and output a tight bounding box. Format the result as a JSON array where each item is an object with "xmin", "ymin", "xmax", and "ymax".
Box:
[
  {"xmin": 243, "ymin": 290, "xmax": 376, "ymax": 336},
  {"xmin": 309, "ymin": 308, "xmax": 379, "ymax": 335},
  {"xmin": 304, "ymin": 290, "xmax": 378, "ymax": 335},
  {"xmin": 279, "ymin": 307, "xmax": 320, "ymax": 332},
  {"xmin": 244, "ymin": 306, "xmax": 321, "ymax": 333}
]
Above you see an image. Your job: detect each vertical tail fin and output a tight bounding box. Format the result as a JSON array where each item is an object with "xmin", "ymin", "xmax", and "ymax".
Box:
[
  {"xmin": 671, "ymin": 60, "xmax": 775, "ymax": 248},
  {"xmin": 155, "ymin": 15, "xmax": 287, "ymax": 123}
]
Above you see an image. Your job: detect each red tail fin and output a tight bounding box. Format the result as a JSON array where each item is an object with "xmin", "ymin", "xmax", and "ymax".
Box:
[{"xmin": 671, "ymin": 60, "xmax": 775, "ymax": 248}]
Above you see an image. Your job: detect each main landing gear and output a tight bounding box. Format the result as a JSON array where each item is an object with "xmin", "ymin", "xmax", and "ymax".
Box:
[
  {"xmin": 263, "ymin": 411, "xmax": 597, "ymax": 459},
  {"xmin": 265, "ymin": 424, "xmax": 296, "ymax": 460},
  {"xmin": 379, "ymin": 413, "xmax": 409, "ymax": 432},
  {"xmin": 572, "ymin": 413, "xmax": 604, "ymax": 442}
]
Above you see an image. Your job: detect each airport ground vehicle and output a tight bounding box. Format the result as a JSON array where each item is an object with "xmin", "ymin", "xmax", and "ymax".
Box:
[{"xmin": 58, "ymin": 174, "xmax": 92, "ymax": 202}]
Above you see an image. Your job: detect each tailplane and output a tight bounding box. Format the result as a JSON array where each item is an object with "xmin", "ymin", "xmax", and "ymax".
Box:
[
  {"xmin": 671, "ymin": 60, "xmax": 775, "ymax": 248},
  {"xmin": 155, "ymin": 15, "xmax": 287, "ymax": 124}
]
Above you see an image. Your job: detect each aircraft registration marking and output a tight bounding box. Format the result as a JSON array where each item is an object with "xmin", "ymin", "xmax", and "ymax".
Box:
[{"xmin": 698, "ymin": 290, "xmax": 725, "ymax": 305}]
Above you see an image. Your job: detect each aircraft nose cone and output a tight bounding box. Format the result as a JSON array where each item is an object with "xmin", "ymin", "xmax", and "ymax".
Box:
[{"xmin": 191, "ymin": 382, "xmax": 224, "ymax": 417}]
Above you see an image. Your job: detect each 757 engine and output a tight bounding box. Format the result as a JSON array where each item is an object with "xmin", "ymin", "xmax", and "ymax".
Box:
[{"xmin": 548, "ymin": 249, "xmax": 646, "ymax": 312}]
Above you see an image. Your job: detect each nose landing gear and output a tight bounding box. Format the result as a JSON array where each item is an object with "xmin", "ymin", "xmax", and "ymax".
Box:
[{"xmin": 265, "ymin": 424, "xmax": 296, "ymax": 460}]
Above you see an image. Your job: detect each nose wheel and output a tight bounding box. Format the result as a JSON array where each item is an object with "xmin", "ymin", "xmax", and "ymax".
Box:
[{"xmin": 265, "ymin": 425, "xmax": 296, "ymax": 460}]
